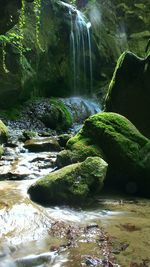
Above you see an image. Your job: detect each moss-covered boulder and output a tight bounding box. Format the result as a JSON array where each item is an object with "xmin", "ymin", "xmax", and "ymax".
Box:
[
  {"xmin": 0, "ymin": 120, "xmax": 8, "ymax": 144},
  {"xmin": 67, "ymin": 112, "xmax": 150, "ymax": 196},
  {"xmin": 56, "ymin": 136, "xmax": 104, "ymax": 168},
  {"xmin": 57, "ymin": 134, "xmax": 72, "ymax": 148},
  {"xmin": 9, "ymin": 98, "xmax": 73, "ymax": 132},
  {"xmin": 39, "ymin": 99, "xmax": 73, "ymax": 131},
  {"xmin": 105, "ymin": 51, "xmax": 150, "ymax": 138},
  {"xmin": 28, "ymin": 156, "xmax": 108, "ymax": 206}
]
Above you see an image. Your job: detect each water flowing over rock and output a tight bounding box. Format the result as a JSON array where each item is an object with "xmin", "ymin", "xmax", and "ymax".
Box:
[
  {"xmin": 62, "ymin": 96, "xmax": 101, "ymax": 124},
  {"xmin": 61, "ymin": 1, "xmax": 93, "ymax": 95}
]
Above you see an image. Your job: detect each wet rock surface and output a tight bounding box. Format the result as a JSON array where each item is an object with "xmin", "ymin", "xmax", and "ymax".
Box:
[
  {"xmin": 0, "ymin": 137, "xmax": 57, "ymax": 181},
  {"xmin": 24, "ymin": 137, "xmax": 61, "ymax": 153},
  {"xmin": 0, "ymin": 104, "xmax": 150, "ymax": 267}
]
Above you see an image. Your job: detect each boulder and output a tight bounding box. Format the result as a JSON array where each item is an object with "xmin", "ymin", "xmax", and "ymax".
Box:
[
  {"xmin": 105, "ymin": 51, "xmax": 150, "ymax": 138},
  {"xmin": 39, "ymin": 99, "xmax": 73, "ymax": 131},
  {"xmin": 28, "ymin": 157, "xmax": 108, "ymax": 205},
  {"xmin": 56, "ymin": 137, "xmax": 104, "ymax": 168},
  {"xmin": 67, "ymin": 112, "xmax": 150, "ymax": 196},
  {"xmin": 24, "ymin": 137, "xmax": 61, "ymax": 152},
  {"xmin": 57, "ymin": 134, "xmax": 72, "ymax": 148}
]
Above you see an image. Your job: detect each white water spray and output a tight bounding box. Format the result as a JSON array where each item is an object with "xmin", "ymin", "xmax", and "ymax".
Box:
[{"xmin": 61, "ymin": 2, "xmax": 93, "ymax": 95}]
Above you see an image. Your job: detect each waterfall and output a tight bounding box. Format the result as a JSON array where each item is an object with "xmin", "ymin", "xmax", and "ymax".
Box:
[{"xmin": 61, "ymin": 2, "xmax": 93, "ymax": 96}]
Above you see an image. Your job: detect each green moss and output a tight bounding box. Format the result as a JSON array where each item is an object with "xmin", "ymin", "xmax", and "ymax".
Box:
[
  {"xmin": 105, "ymin": 51, "xmax": 150, "ymax": 137},
  {"xmin": 0, "ymin": 103, "xmax": 22, "ymax": 121},
  {"xmin": 23, "ymin": 130, "xmax": 38, "ymax": 140},
  {"xmin": 0, "ymin": 120, "xmax": 8, "ymax": 143},
  {"xmin": 82, "ymin": 113, "xmax": 148, "ymax": 168},
  {"xmin": 68, "ymin": 112, "xmax": 147, "ymax": 166},
  {"xmin": 28, "ymin": 156, "xmax": 108, "ymax": 206},
  {"xmin": 50, "ymin": 98, "xmax": 73, "ymax": 130},
  {"xmin": 66, "ymin": 112, "xmax": 150, "ymax": 196},
  {"xmin": 0, "ymin": 145, "xmax": 4, "ymax": 157},
  {"xmin": 67, "ymin": 134, "xmax": 104, "ymax": 162},
  {"xmin": 107, "ymin": 51, "xmax": 127, "ymax": 98},
  {"xmin": 39, "ymin": 98, "xmax": 73, "ymax": 131}
]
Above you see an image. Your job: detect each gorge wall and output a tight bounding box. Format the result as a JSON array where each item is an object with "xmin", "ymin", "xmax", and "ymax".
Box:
[{"xmin": 0, "ymin": 0, "xmax": 149, "ymax": 107}]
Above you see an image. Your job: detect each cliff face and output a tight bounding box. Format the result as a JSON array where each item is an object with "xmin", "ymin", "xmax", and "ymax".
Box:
[
  {"xmin": 0, "ymin": 0, "xmax": 34, "ymax": 34},
  {"xmin": 86, "ymin": 0, "xmax": 150, "ymax": 94},
  {"xmin": 0, "ymin": 0, "xmax": 71, "ymax": 107},
  {"xmin": 0, "ymin": 0, "xmax": 149, "ymax": 107}
]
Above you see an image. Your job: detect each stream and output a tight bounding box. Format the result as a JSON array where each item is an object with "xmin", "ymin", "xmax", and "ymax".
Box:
[
  {"xmin": 0, "ymin": 135, "xmax": 150, "ymax": 267},
  {"xmin": 0, "ymin": 97, "xmax": 150, "ymax": 267}
]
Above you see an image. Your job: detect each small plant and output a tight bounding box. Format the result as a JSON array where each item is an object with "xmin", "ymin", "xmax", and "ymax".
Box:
[
  {"xmin": 0, "ymin": 0, "xmax": 44, "ymax": 73},
  {"xmin": 34, "ymin": 0, "xmax": 44, "ymax": 51},
  {"xmin": 2, "ymin": 43, "xmax": 9, "ymax": 73},
  {"xmin": 18, "ymin": 0, "xmax": 26, "ymax": 64}
]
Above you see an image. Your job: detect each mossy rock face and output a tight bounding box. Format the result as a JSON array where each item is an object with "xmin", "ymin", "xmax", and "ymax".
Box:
[
  {"xmin": 40, "ymin": 99, "xmax": 73, "ymax": 131},
  {"xmin": 57, "ymin": 134, "xmax": 72, "ymax": 148},
  {"xmin": 66, "ymin": 135, "xmax": 104, "ymax": 163},
  {"xmin": 56, "ymin": 144, "xmax": 103, "ymax": 169},
  {"xmin": 67, "ymin": 112, "xmax": 150, "ymax": 196},
  {"xmin": 0, "ymin": 120, "xmax": 8, "ymax": 144},
  {"xmin": 28, "ymin": 156, "xmax": 108, "ymax": 206},
  {"xmin": 105, "ymin": 51, "xmax": 150, "ymax": 138},
  {"xmin": 56, "ymin": 150, "xmax": 74, "ymax": 168}
]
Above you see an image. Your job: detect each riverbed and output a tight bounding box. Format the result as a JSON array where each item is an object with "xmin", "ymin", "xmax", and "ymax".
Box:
[{"xmin": 0, "ymin": 134, "xmax": 150, "ymax": 267}]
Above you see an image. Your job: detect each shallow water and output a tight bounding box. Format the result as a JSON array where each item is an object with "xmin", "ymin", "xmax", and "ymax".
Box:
[
  {"xmin": 0, "ymin": 178, "xmax": 150, "ymax": 267},
  {"xmin": 0, "ymin": 139, "xmax": 150, "ymax": 267}
]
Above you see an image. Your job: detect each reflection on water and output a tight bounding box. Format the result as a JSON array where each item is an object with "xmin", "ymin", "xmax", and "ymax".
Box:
[
  {"xmin": 0, "ymin": 177, "xmax": 150, "ymax": 266},
  {"xmin": 0, "ymin": 140, "xmax": 150, "ymax": 266}
]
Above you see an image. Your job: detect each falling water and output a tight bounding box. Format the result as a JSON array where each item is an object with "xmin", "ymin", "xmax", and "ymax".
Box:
[{"xmin": 61, "ymin": 2, "xmax": 93, "ymax": 95}]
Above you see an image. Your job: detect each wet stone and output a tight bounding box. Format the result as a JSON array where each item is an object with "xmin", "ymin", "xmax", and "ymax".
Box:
[
  {"xmin": 0, "ymin": 172, "xmax": 28, "ymax": 181},
  {"xmin": 24, "ymin": 137, "xmax": 61, "ymax": 152}
]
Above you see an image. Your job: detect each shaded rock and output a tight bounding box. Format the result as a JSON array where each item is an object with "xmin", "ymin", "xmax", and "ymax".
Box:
[
  {"xmin": 0, "ymin": 172, "xmax": 28, "ymax": 181},
  {"xmin": 14, "ymin": 251, "xmax": 56, "ymax": 267},
  {"xmin": 24, "ymin": 137, "xmax": 61, "ymax": 152},
  {"xmin": 62, "ymin": 97, "xmax": 101, "ymax": 124},
  {"xmin": 57, "ymin": 134, "xmax": 72, "ymax": 148},
  {"xmin": 23, "ymin": 130, "xmax": 38, "ymax": 141},
  {"xmin": 1, "ymin": 98, "xmax": 72, "ymax": 133},
  {"xmin": 0, "ymin": 0, "xmax": 34, "ymax": 34},
  {"xmin": 105, "ymin": 51, "xmax": 150, "ymax": 137},
  {"xmin": 67, "ymin": 112, "xmax": 150, "ymax": 196},
  {"xmin": 56, "ymin": 150, "xmax": 73, "ymax": 168},
  {"xmin": 39, "ymin": 99, "xmax": 73, "ymax": 131},
  {"xmin": 28, "ymin": 157, "xmax": 108, "ymax": 205}
]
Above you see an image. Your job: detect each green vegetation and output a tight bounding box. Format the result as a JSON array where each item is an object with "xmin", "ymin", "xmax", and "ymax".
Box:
[
  {"xmin": 28, "ymin": 156, "xmax": 108, "ymax": 205},
  {"xmin": 33, "ymin": 0, "xmax": 44, "ymax": 51},
  {"xmin": 0, "ymin": 120, "xmax": 8, "ymax": 144},
  {"xmin": 0, "ymin": 146, "xmax": 4, "ymax": 158},
  {"xmin": 67, "ymin": 112, "xmax": 150, "ymax": 196},
  {"xmin": 105, "ymin": 51, "xmax": 150, "ymax": 137},
  {"xmin": 0, "ymin": 0, "xmax": 43, "ymax": 73},
  {"xmin": 0, "ymin": 105, "xmax": 22, "ymax": 121},
  {"xmin": 40, "ymin": 98, "xmax": 73, "ymax": 130}
]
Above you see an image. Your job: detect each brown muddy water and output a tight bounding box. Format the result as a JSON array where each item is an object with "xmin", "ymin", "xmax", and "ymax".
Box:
[{"xmin": 0, "ymin": 141, "xmax": 150, "ymax": 267}]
